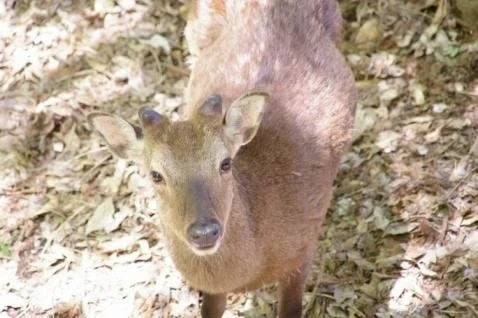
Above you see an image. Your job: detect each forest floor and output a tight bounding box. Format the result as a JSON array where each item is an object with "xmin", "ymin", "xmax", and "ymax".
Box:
[{"xmin": 0, "ymin": 0, "xmax": 477, "ymax": 317}]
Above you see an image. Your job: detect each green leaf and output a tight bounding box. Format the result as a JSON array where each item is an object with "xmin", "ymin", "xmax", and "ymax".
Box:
[
  {"xmin": 443, "ymin": 45, "xmax": 461, "ymax": 58},
  {"xmin": 0, "ymin": 243, "xmax": 11, "ymax": 257}
]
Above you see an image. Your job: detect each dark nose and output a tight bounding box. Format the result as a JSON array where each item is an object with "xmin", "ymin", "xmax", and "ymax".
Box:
[{"xmin": 187, "ymin": 219, "xmax": 222, "ymax": 249}]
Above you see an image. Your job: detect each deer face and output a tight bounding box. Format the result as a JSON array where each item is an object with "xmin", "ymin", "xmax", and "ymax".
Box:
[{"xmin": 88, "ymin": 93, "xmax": 268, "ymax": 255}]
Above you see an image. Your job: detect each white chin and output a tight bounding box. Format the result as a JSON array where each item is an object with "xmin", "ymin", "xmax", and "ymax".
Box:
[{"xmin": 190, "ymin": 243, "xmax": 220, "ymax": 256}]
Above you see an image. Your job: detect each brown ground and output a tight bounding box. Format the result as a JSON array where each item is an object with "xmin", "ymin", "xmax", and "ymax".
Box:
[{"xmin": 0, "ymin": 0, "xmax": 477, "ymax": 317}]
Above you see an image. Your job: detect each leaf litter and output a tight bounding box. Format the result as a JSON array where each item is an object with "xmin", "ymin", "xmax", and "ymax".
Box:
[{"xmin": 0, "ymin": 0, "xmax": 477, "ymax": 317}]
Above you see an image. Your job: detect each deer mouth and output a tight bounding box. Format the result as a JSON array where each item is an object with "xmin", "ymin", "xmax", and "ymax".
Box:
[{"xmin": 189, "ymin": 240, "xmax": 222, "ymax": 256}]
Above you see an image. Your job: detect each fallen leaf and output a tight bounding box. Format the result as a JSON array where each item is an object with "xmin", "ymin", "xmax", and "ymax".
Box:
[
  {"xmin": 85, "ymin": 198, "xmax": 116, "ymax": 235},
  {"xmin": 0, "ymin": 293, "xmax": 27, "ymax": 310},
  {"xmin": 376, "ymin": 130, "xmax": 401, "ymax": 153},
  {"xmin": 373, "ymin": 206, "xmax": 391, "ymax": 230},
  {"xmin": 386, "ymin": 222, "xmax": 419, "ymax": 236},
  {"xmin": 141, "ymin": 34, "xmax": 171, "ymax": 54}
]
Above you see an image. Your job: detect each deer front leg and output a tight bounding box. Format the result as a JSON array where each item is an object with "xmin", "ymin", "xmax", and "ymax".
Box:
[
  {"xmin": 201, "ymin": 292, "xmax": 227, "ymax": 318},
  {"xmin": 278, "ymin": 261, "xmax": 311, "ymax": 318}
]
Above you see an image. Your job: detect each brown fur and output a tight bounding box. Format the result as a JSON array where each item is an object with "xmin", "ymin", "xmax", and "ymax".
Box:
[
  {"xmin": 89, "ymin": 1, "xmax": 356, "ymax": 317},
  {"xmin": 181, "ymin": 2, "xmax": 356, "ymax": 316}
]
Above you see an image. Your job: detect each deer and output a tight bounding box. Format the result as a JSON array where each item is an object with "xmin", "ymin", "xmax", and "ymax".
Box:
[{"xmin": 87, "ymin": 0, "xmax": 356, "ymax": 317}]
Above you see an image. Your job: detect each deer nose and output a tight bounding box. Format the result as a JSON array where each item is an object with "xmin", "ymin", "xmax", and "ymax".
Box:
[{"xmin": 187, "ymin": 219, "xmax": 222, "ymax": 249}]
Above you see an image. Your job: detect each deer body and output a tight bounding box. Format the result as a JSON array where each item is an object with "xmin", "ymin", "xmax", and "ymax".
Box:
[{"xmin": 89, "ymin": 0, "xmax": 356, "ymax": 317}]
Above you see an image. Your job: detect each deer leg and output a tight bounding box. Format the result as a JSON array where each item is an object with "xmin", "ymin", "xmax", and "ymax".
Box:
[
  {"xmin": 278, "ymin": 261, "xmax": 311, "ymax": 318},
  {"xmin": 201, "ymin": 292, "xmax": 227, "ymax": 318}
]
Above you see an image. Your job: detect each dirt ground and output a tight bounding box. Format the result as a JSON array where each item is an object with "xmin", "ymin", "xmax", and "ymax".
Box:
[{"xmin": 0, "ymin": 0, "xmax": 477, "ymax": 317}]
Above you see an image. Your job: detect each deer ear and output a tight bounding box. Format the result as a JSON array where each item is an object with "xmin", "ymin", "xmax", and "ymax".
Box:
[
  {"xmin": 88, "ymin": 113, "xmax": 143, "ymax": 160},
  {"xmin": 224, "ymin": 92, "xmax": 269, "ymax": 155}
]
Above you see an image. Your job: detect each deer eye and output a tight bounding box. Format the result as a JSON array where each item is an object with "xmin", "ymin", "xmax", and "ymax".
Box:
[
  {"xmin": 220, "ymin": 158, "xmax": 232, "ymax": 173},
  {"xmin": 150, "ymin": 170, "xmax": 164, "ymax": 183}
]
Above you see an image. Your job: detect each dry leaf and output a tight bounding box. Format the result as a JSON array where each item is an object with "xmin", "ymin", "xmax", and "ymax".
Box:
[
  {"xmin": 386, "ymin": 222, "xmax": 419, "ymax": 236},
  {"xmin": 85, "ymin": 197, "xmax": 116, "ymax": 235},
  {"xmin": 376, "ymin": 130, "xmax": 401, "ymax": 153}
]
